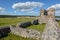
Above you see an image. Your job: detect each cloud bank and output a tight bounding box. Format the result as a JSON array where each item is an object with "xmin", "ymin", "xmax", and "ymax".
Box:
[
  {"xmin": 0, "ymin": 7, "xmax": 5, "ymax": 12},
  {"xmin": 47, "ymin": 4, "xmax": 60, "ymax": 9},
  {"xmin": 12, "ymin": 2, "xmax": 44, "ymax": 11},
  {"xmin": 47, "ymin": 4, "xmax": 60, "ymax": 16}
]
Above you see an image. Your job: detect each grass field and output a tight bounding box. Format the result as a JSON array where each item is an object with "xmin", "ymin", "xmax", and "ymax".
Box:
[
  {"xmin": 0, "ymin": 17, "xmax": 36, "ymax": 26},
  {"xmin": 0, "ymin": 33, "xmax": 36, "ymax": 40},
  {"xmin": 27, "ymin": 23, "xmax": 46, "ymax": 32},
  {"xmin": 0, "ymin": 17, "xmax": 60, "ymax": 40}
]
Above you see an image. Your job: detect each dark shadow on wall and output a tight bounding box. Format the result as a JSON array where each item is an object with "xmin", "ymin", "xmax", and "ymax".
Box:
[{"xmin": 0, "ymin": 26, "xmax": 10, "ymax": 39}]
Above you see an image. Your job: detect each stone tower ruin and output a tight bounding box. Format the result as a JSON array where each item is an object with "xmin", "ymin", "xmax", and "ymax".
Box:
[
  {"xmin": 38, "ymin": 8, "xmax": 55, "ymax": 24},
  {"xmin": 41, "ymin": 8, "xmax": 60, "ymax": 40}
]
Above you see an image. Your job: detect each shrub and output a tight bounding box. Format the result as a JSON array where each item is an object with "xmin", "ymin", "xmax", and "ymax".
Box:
[
  {"xmin": 19, "ymin": 21, "xmax": 32, "ymax": 28},
  {"xmin": 33, "ymin": 19, "xmax": 39, "ymax": 25},
  {"xmin": 0, "ymin": 26, "xmax": 10, "ymax": 38}
]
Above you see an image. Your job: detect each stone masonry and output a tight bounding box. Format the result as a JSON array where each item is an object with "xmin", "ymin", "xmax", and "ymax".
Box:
[
  {"xmin": 41, "ymin": 17, "xmax": 60, "ymax": 40},
  {"xmin": 38, "ymin": 8, "xmax": 55, "ymax": 24},
  {"xmin": 41, "ymin": 8, "xmax": 60, "ymax": 40},
  {"xmin": 10, "ymin": 25, "xmax": 41, "ymax": 40}
]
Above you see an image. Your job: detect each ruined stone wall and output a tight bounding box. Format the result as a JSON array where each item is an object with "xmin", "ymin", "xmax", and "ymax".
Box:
[
  {"xmin": 38, "ymin": 9, "xmax": 47, "ymax": 24},
  {"xmin": 10, "ymin": 25, "xmax": 41, "ymax": 40},
  {"xmin": 0, "ymin": 20, "xmax": 40, "ymax": 40},
  {"xmin": 47, "ymin": 8, "xmax": 55, "ymax": 19},
  {"xmin": 38, "ymin": 8, "xmax": 55, "ymax": 24},
  {"xmin": 41, "ymin": 8, "xmax": 60, "ymax": 40},
  {"xmin": 41, "ymin": 17, "xmax": 60, "ymax": 40}
]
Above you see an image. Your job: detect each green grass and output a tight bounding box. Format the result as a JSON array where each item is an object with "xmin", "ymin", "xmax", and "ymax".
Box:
[
  {"xmin": 58, "ymin": 21, "xmax": 60, "ymax": 26},
  {"xmin": 0, "ymin": 33, "xmax": 36, "ymax": 40},
  {"xmin": 0, "ymin": 17, "xmax": 36, "ymax": 40},
  {"xmin": 0, "ymin": 17, "xmax": 35, "ymax": 26},
  {"xmin": 0, "ymin": 17, "xmax": 60, "ymax": 40},
  {"xmin": 27, "ymin": 23, "xmax": 46, "ymax": 32}
]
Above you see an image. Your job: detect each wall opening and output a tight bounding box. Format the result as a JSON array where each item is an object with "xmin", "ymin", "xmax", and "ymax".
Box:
[{"xmin": 44, "ymin": 10, "xmax": 48, "ymax": 16}]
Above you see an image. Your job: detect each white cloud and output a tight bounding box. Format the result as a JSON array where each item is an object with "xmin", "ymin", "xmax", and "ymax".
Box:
[
  {"xmin": 56, "ymin": 10, "xmax": 60, "ymax": 13},
  {"xmin": 0, "ymin": 7, "xmax": 5, "ymax": 12},
  {"xmin": 47, "ymin": 4, "xmax": 60, "ymax": 16},
  {"xmin": 12, "ymin": 2, "xmax": 44, "ymax": 11},
  {"xmin": 0, "ymin": 7, "xmax": 10, "ymax": 15},
  {"xmin": 26, "ymin": 11, "xmax": 38, "ymax": 14},
  {"xmin": 14, "ymin": 11, "xmax": 17, "ymax": 13},
  {"xmin": 47, "ymin": 4, "xmax": 60, "ymax": 10}
]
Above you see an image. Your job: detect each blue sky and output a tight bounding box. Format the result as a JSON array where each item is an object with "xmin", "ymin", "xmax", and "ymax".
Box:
[{"xmin": 0, "ymin": 0, "xmax": 60, "ymax": 16}]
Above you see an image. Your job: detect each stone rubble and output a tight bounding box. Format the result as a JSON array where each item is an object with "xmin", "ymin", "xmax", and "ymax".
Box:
[
  {"xmin": 10, "ymin": 26, "xmax": 41, "ymax": 40},
  {"xmin": 42, "ymin": 18, "xmax": 60, "ymax": 40}
]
